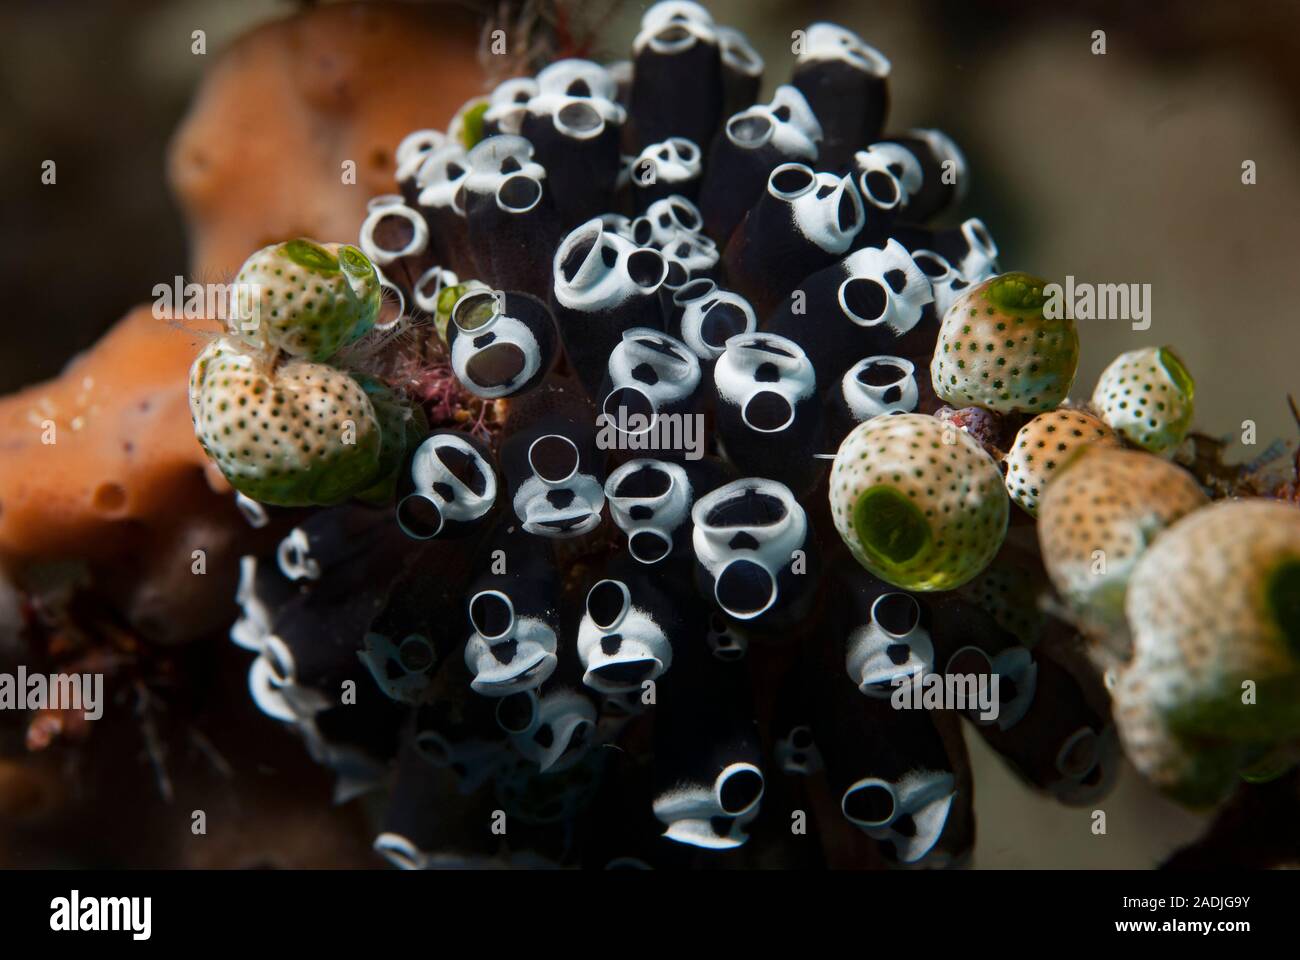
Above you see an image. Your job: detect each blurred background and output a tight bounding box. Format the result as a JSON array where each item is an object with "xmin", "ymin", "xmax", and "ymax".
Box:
[{"xmin": 2, "ymin": 0, "xmax": 1296, "ymax": 867}]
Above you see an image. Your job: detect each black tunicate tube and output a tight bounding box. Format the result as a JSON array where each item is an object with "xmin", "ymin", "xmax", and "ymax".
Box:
[
  {"xmin": 869, "ymin": 130, "xmax": 967, "ymax": 224},
  {"xmin": 396, "ymin": 428, "xmax": 500, "ymax": 541},
  {"xmin": 698, "ymin": 85, "xmax": 822, "ymax": 244},
  {"xmin": 551, "ymin": 219, "xmax": 669, "ymax": 399},
  {"xmin": 805, "ymin": 624, "xmax": 957, "ymax": 865},
  {"xmin": 413, "ymin": 143, "xmax": 476, "ymax": 277},
  {"xmin": 497, "ymin": 378, "xmax": 609, "ymax": 540},
  {"xmin": 710, "ymin": 334, "xmax": 826, "ymax": 496},
  {"xmin": 461, "ymin": 520, "xmax": 563, "ymax": 696},
  {"xmin": 462, "ymin": 135, "xmax": 560, "ymax": 299},
  {"xmin": 724, "ymin": 162, "xmax": 864, "ymax": 317},
  {"xmin": 446, "ymin": 288, "xmax": 558, "ymax": 400},
  {"xmin": 824, "ymin": 354, "xmax": 921, "ymax": 449},
  {"xmin": 651, "ymin": 613, "xmax": 765, "ymax": 848},
  {"xmin": 790, "ymin": 23, "xmax": 890, "ymax": 169},
  {"xmin": 630, "ymin": 2, "xmax": 724, "ymax": 153},
  {"xmin": 603, "ymin": 456, "xmax": 727, "ymax": 564},
  {"xmin": 690, "ymin": 476, "xmax": 821, "ymax": 632},
  {"xmin": 576, "ymin": 554, "xmax": 694, "ymax": 694},
  {"xmin": 394, "ymin": 129, "xmax": 449, "ymax": 209},
  {"xmin": 597, "ymin": 327, "xmax": 703, "ymax": 464},
  {"xmin": 716, "ymin": 25, "xmax": 763, "ymax": 119},
  {"xmin": 762, "ymin": 239, "xmax": 933, "ymax": 391},
  {"xmin": 520, "ymin": 73, "xmax": 625, "ymax": 229},
  {"xmin": 376, "ymin": 739, "xmax": 453, "ymax": 863}
]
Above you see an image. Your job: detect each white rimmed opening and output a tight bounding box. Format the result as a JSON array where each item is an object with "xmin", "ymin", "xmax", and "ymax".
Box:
[
  {"xmin": 495, "ymin": 690, "xmax": 540, "ymax": 734},
  {"xmin": 673, "ymin": 277, "xmax": 716, "ymax": 305},
  {"xmin": 1056, "ymin": 727, "xmax": 1100, "ymax": 779},
  {"xmin": 373, "ymin": 833, "xmax": 424, "ymax": 871},
  {"xmin": 648, "ymin": 21, "xmax": 702, "ymax": 55},
  {"xmin": 398, "ymin": 635, "xmax": 436, "ymax": 673},
  {"xmin": 841, "ymin": 777, "xmax": 896, "ymax": 827},
  {"xmin": 276, "ymin": 527, "xmax": 319, "ymax": 581},
  {"xmin": 858, "ymin": 168, "xmax": 900, "ymax": 209},
  {"xmin": 602, "ymin": 386, "xmax": 657, "ymax": 435},
  {"xmin": 396, "ymin": 493, "xmax": 445, "ymax": 540},
  {"xmin": 963, "ymin": 217, "xmax": 997, "ymax": 259},
  {"xmin": 628, "ymin": 529, "xmax": 672, "ymax": 564},
  {"xmin": 262, "ymin": 634, "xmax": 296, "ymax": 687},
  {"xmin": 586, "ymin": 579, "xmax": 632, "ymax": 631},
  {"xmin": 715, "ymin": 762, "xmax": 765, "ymax": 816},
  {"xmin": 871, "ymin": 592, "xmax": 921, "ymax": 638},
  {"xmin": 741, "ymin": 390, "xmax": 795, "ymax": 433},
  {"xmin": 714, "ymin": 558, "xmax": 777, "ymax": 620},
  {"xmin": 839, "ymin": 276, "xmax": 888, "ymax": 324},
  {"xmin": 527, "ymin": 433, "xmax": 580, "ymax": 484},
  {"xmin": 496, "ymin": 174, "xmax": 543, "ymax": 213},
  {"xmin": 554, "ymin": 99, "xmax": 606, "ymax": 139},
  {"xmin": 726, "ymin": 110, "xmax": 774, "ymax": 149},
  {"xmin": 451, "ymin": 288, "xmax": 500, "ymax": 334},
  {"xmin": 768, "ymin": 162, "xmax": 816, "ymax": 200},
  {"xmin": 627, "ymin": 247, "xmax": 669, "ymax": 289},
  {"xmin": 412, "ymin": 265, "xmax": 457, "ymax": 315},
  {"xmin": 717, "ymin": 25, "xmax": 763, "ymax": 76},
  {"xmin": 468, "ymin": 589, "xmax": 515, "ymax": 641},
  {"xmin": 359, "ymin": 202, "xmax": 428, "ymax": 266},
  {"xmin": 375, "ymin": 274, "xmax": 406, "ymax": 331}
]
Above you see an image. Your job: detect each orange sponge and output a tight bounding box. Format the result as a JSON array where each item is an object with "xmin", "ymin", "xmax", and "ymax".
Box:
[
  {"xmin": 0, "ymin": 307, "xmax": 220, "ymax": 564},
  {"xmin": 168, "ymin": 1, "xmax": 485, "ymax": 281}
]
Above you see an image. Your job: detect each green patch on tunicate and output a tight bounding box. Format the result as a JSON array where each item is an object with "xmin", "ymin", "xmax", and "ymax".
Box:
[
  {"xmin": 437, "ymin": 282, "xmax": 471, "ymax": 317},
  {"xmin": 1054, "ymin": 443, "xmax": 1097, "ymax": 478},
  {"xmin": 1267, "ymin": 557, "xmax": 1300, "ymax": 657},
  {"xmin": 459, "ymin": 100, "xmax": 490, "ymax": 150},
  {"xmin": 853, "ymin": 485, "xmax": 931, "ymax": 568},
  {"xmin": 1158, "ymin": 346, "xmax": 1195, "ymax": 402},
  {"xmin": 338, "ymin": 244, "xmax": 375, "ymax": 281},
  {"xmin": 431, "ymin": 280, "xmax": 484, "ymax": 343},
  {"xmin": 1163, "ymin": 745, "xmax": 1244, "ymax": 809},
  {"xmin": 985, "ymin": 272, "xmax": 1048, "ymax": 314},
  {"xmin": 1239, "ymin": 743, "xmax": 1297, "ymax": 784},
  {"xmin": 454, "ymin": 291, "xmax": 499, "ymax": 331},
  {"xmin": 284, "ymin": 239, "xmax": 339, "ymax": 273},
  {"xmin": 1167, "ymin": 673, "xmax": 1300, "ymax": 743},
  {"xmin": 225, "ymin": 434, "xmax": 379, "ymax": 507},
  {"xmin": 338, "ymin": 244, "xmax": 381, "ymax": 334}
]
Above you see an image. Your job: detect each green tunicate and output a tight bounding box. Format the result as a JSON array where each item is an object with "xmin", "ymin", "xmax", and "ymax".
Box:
[{"xmin": 852, "ymin": 484, "xmax": 931, "ymax": 568}]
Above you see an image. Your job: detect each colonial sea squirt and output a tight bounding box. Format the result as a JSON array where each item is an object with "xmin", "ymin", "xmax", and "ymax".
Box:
[{"xmin": 178, "ymin": 0, "xmax": 1300, "ymax": 866}]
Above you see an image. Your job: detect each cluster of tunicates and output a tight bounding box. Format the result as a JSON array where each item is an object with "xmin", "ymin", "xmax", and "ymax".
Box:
[{"xmin": 192, "ymin": 1, "xmax": 1300, "ymax": 866}]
